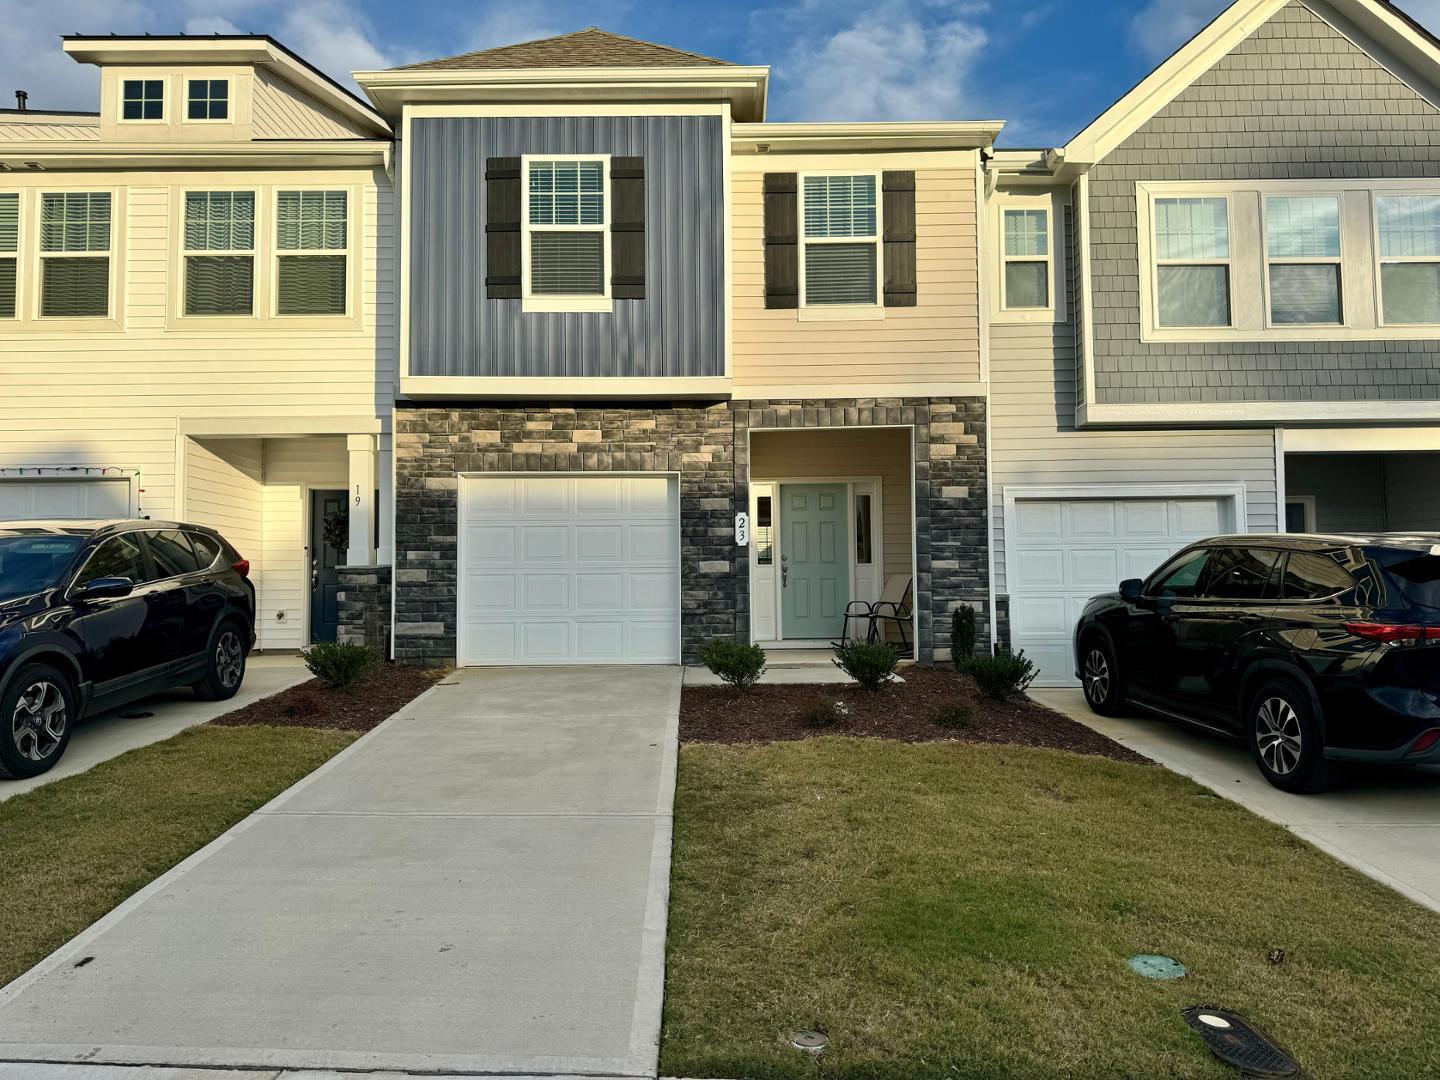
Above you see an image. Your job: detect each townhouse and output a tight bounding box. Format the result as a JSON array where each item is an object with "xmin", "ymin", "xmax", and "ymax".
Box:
[
  {"xmin": 4, "ymin": 0, "xmax": 1440, "ymax": 685},
  {"xmin": 985, "ymin": 0, "xmax": 1440, "ymax": 685},
  {"xmin": 0, "ymin": 37, "xmax": 395, "ymax": 650}
]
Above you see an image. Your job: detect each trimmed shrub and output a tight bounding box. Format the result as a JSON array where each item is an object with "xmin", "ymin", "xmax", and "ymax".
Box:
[
  {"xmin": 801, "ymin": 699, "xmax": 850, "ymax": 729},
  {"xmin": 951, "ymin": 605, "xmax": 977, "ymax": 669},
  {"xmin": 931, "ymin": 702, "xmax": 974, "ymax": 729},
  {"xmin": 832, "ymin": 639, "xmax": 899, "ymax": 692},
  {"xmin": 303, "ymin": 641, "xmax": 379, "ymax": 688},
  {"xmin": 969, "ymin": 649, "xmax": 1039, "ymax": 700},
  {"xmin": 699, "ymin": 639, "xmax": 768, "ymax": 691}
]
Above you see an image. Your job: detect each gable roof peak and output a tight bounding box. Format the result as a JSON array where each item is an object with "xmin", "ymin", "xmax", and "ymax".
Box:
[{"xmin": 393, "ymin": 27, "xmax": 736, "ymax": 72}]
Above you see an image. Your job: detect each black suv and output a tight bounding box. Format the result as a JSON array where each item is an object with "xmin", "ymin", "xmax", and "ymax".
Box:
[
  {"xmin": 1075, "ymin": 534, "xmax": 1440, "ymax": 793},
  {"xmin": 0, "ymin": 520, "xmax": 256, "ymax": 779}
]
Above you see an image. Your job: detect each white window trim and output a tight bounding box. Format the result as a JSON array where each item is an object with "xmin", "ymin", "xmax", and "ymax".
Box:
[
  {"xmin": 520, "ymin": 154, "xmax": 612, "ymax": 314},
  {"xmin": 1373, "ymin": 190, "xmax": 1440, "ymax": 330},
  {"xmin": 1262, "ymin": 193, "xmax": 1346, "ymax": 330},
  {"xmin": 1136, "ymin": 178, "xmax": 1440, "ymax": 343},
  {"xmin": 990, "ymin": 190, "xmax": 1066, "ymax": 324},
  {"xmin": 1285, "ymin": 495, "xmax": 1317, "ymax": 533},
  {"xmin": 33, "ymin": 187, "xmax": 121, "ymax": 326},
  {"xmin": 272, "ymin": 186, "xmax": 354, "ymax": 320},
  {"xmin": 797, "ymin": 169, "xmax": 884, "ymax": 322},
  {"xmin": 179, "ymin": 187, "xmax": 258, "ymax": 319},
  {"xmin": 1151, "ymin": 193, "xmax": 1235, "ymax": 331},
  {"xmin": 118, "ymin": 76, "xmax": 168, "ymax": 125},
  {"xmin": 0, "ymin": 190, "xmax": 20, "ymax": 321},
  {"xmin": 182, "ymin": 77, "xmax": 233, "ymax": 126}
]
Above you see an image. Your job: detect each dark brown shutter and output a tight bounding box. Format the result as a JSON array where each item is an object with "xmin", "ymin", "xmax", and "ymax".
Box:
[
  {"xmin": 882, "ymin": 170, "xmax": 917, "ymax": 307},
  {"xmin": 485, "ymin": 156, "xmax": 521, "ymax": 300},
  {"xmin": 763, "ymin": 172, "xmax": 798, "ymax": 309},
  {"xmin": 610, "ymin": 156, "xmax": 645, "ymax": 300}
]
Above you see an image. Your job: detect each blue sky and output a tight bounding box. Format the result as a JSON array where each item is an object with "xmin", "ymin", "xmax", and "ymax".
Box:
[{"xmin": 6, "ymin": 0, "xmax": 1440, "ymax": 146}]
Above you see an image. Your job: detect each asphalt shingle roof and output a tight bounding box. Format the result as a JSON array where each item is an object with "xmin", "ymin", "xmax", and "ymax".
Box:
[{"xmin": 394, "ymin": 27, "xmax": 735, "ymax": 71}]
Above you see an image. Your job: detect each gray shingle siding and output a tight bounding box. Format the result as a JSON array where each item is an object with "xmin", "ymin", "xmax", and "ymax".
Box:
[
  {"xmin": 1087, "ymin": 0, "xmax": 1440, "ymax": 405},
  {"xmin": 408, "ymin": 115, "xmax": 725, "ymax": 379}
]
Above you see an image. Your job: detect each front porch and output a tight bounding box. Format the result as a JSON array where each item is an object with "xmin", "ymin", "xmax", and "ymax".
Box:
[{"xmin": 1285, "ymin": 451, "xmax": 1440, "ymax": 535}]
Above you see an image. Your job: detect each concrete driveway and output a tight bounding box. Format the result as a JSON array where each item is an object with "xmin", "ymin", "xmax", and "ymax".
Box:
[
  {"xmin": 1033, "ymin": 688, "xmax": 1440, "ymax": 915},
  {"xmin": 0, "ymin": 666, "xmax": 681, "ymax": 1079},
  {"xmin": 1, "ymin": 653, "xmax": 310, "ymax": 803}
]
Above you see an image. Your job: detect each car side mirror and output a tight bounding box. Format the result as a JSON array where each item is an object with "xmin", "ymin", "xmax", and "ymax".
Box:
[
  {"xmin": 72, "ymin": 577, "xmax": 135, "ymax": 602},
  {"xmin": 1119, "ymin": 578, "xmax": 1144, "ymax": 603}
]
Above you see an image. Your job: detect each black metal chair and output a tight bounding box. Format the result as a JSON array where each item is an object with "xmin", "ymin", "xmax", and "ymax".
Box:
[{"xmin": 841, "ymin": 575, "xmax": 914, "ymax": 648}]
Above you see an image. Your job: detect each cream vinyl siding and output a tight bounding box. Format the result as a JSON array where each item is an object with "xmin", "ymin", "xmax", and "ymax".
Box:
[
  {"xmin": 0, "ymin": 118, "xmax": 101, "ymax": 141},
  {"xmin": 732, "ymin": 160, "xmax": 981, "ymax": 393},
  {"xmin": 259, "ymin": 437, "xmax": 348, "ymax": 650},
  {"xmin": 251, "ymin": 69, "xmax": 371, "ymax": 141},
  {"xmin": 185, "ymin": 437, "xmax": 263, "ymax": 568},
  {"xmin": 989, "ymin": 319, "xmax": 1279, "ymax": 595},
  {"xmin": 750, "ymin": 426, "xmax": 913, "ymax": 616}
]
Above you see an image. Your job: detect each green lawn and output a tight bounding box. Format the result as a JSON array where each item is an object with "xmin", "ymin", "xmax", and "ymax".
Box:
[
  {"xmin": 662, "ymin": 738, "xmax": 1440, "ymax": 1079},
  {"xmin": 0, "ymin": 725, "xmax": 356, "ymax": 988}
]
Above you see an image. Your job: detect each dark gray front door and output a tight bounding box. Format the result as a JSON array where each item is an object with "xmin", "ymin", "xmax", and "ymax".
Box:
[{"xmin": 310, "ymin": 489, "xmax": 347, "ymax": 644}]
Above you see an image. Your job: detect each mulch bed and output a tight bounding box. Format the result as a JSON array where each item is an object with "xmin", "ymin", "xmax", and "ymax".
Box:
[
  {"xmin": 208, "ymin": 663, "xmax": 448, "ymax": 733},
  {"xmin": 681, "ymin": 665, "xmax": 1152, "ymax": 764}
]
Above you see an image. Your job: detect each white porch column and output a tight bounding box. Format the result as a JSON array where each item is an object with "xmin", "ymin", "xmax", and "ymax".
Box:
[
  {"xmin": 377, "ymin": 432, "xmax": 393, "ymax": 566},
  {"xmin": 346, "ymin": 433, "xmax": 377, "ymax": 566}
]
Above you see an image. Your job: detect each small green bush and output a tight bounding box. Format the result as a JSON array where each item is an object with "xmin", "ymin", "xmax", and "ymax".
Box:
[
  {"xmin": 303, "ymin": 641, "xmax": 379, "ymax": 688},
  {"xmin": 699, "ymin": 639, "xmax": 768, "ymax": 691},
  {"xmin": 951, "ymin": 605, "xmax": 977, "ymax": 669},
  {"xmin": 931, "ymin": 702, "xmax": 974, "ymax": 729},
  {"xmin": 801, "ymin": 699, "xmax": 850, "ymax": 729},
  {"xmin": 969, "ymin": 649, "xmax": 1038, "ymax": 701},
  {"xmin": 832, "ymin": 639, "xmax": 899, "ymax": 691}
]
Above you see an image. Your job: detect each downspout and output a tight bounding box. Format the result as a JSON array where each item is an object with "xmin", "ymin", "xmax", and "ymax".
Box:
[{"xmin": 977, "ymin": 149, "xmax": 999, "ymax": 655}]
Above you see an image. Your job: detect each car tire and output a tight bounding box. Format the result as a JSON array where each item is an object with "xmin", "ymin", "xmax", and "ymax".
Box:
[
  {"xmin": 1247, "ymin": 678, "xmax": 1343, "ymax": 794},
  {"xmin": 1080, "ymin": 635, "xmax": 1124, "ymax": 717},
  {"xmin": 193, "ymin": 619, "xmax": 249, "ymax": 702},
  {"xmin": 0, "ymin": 662, "xmax": 78, "ymax": 780}
]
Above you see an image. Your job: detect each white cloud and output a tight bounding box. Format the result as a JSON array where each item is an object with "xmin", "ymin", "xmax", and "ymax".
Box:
[
  {"xmin": 764, "ymin": 0, "xmax": 991, "ymax": 122},
  {"xmin": 1128, "ymin": 0, "xmax": 1224, "ymax": 62}
]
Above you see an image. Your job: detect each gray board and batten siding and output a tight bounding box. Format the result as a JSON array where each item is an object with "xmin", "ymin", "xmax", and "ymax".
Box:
[
  {"xmin": 407, "ymin": 114, "xmax": 725, "ymax": 379},
  {"xmin": 1086, "ymin": 0, "xmax": 1440, "ymax": 405}
]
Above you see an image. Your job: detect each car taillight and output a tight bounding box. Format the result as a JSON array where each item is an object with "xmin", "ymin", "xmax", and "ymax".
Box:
[
  {"xmin": 231, "ymin": 559, "xmax": 250, "ymax": 578},
  {"xmin": 1411, "ymin": 729, "xmax": 1440, "ymax": 756},
  {"xmin": 1344, "ymin": 622, "xmax": 1431, "ymax": 644}
]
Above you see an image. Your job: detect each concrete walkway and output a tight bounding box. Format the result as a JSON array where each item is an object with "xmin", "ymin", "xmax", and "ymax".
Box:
[
  {"xmin": 0, "ymin": 666, "xmax": 682, "ymax": 1079},
  {"xmin": 1033, "ymin": 688, "xmax": 1440, "ymax": 915},
  {"xmin": 0, "ymin": 654, "xmax": 310, "ymax": 803}
]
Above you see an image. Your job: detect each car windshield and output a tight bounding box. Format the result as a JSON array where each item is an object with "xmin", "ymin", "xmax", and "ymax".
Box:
[
  {"xmin": 0, "ymin": 534, "xmax": 87, "ymax": 602},
  {"xmin": 1384, "ymin": 554, "xmax": 1440, "ymax": 617}
]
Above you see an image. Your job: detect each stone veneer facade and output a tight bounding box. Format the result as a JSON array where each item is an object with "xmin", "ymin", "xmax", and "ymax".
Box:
[
  {"xmin": 392, "ymin": 397, "xmax": 988, "ymax": 664},
  {"xmin": 337, "ymin": 565, "xmax": 393, "ymax": 658}
]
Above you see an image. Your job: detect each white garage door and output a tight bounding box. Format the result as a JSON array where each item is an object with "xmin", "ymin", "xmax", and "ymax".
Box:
[
  {"xmin": 0, "ymin": 479, "xmax": 131, "ymax": 521},
  {"xmin": 1009, "ymin": 495, "xmax": 1229, "ymax": 686},
  {"xmin": 459, "ymin": 475, "xmax": 681, "ymax": 665}
]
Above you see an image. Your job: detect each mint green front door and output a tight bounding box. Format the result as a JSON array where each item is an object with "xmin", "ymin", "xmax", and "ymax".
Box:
[{"xmin": 780, "ymin": 484, "xmax": 850, "ymax": 640}]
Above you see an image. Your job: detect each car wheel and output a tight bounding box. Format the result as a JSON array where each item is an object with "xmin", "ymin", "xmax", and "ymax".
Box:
[
  {"xmin": 193, "ymin": 620, "xmax": 248, "ymax": 702},
  {"xmin": 0, "ymin": 663, "xmax": 78, "ymax": 780},
  {"xmin": 1248, "ymin": 678, "xmax": 1343, "ymax": 794},
  {"xmin": 1080, "ymin": 636, "xmax": 1124, "ymax": 716}
]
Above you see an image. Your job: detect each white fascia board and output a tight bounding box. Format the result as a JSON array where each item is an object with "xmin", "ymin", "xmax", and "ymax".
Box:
[
  {"xmin": 732, "ymin": 121, "xmax": 1003, "ymax": 153},
  {"xmin": 1283, "ymin": 425, "xmax": 1440, "ymax": 453},
  {"xmin": 1077, "ymin": 401, "xmax": 1440, "ymax": 427},
  {"xmin": 0, "ymin": 141, "xmax": 390, "ymax": 170}
]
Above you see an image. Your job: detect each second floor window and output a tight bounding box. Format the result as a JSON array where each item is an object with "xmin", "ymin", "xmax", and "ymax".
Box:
[
  {"xmin": 40, "ymin": 192, "xmax": 111, "ymax": 318},
  {"xmin": 1154, "ymin": 196, "xmax": 1231, "ymax": 328},
  {"xmin": 1265, "ymin": 195, "xmax": 1342, "ymax": 325},
  {"xmin": 187, "ymin": 79, "xmax": 229, "ymax": 121},
  {"xmin": 122, "ymin": 80, "xmax": 164, "ymax": 121},
  {"xmin": 276, "ymin": 190, "xmax": 347, "ymax": 315},
  {"xmin": 1002, "ymin": 208, "xmax": 1050, "ymax": 309},
  {"xmin": 184, "ymin": 191, "xmax": 255, "ymax": 316},
  {"xmin": 525, "ymin": 159, "xmax": 607, "ymax": 297},
  {"xmin": 801, "ymin": 174, "xmax": 879, "ymax": 306},
  {"xmin": 1377, "ymin": 195, "xmax": 1440, "ymax": 326},
  {"xmin": 0, "ymin": 193, "xmax": 16, "ymax": 319}
]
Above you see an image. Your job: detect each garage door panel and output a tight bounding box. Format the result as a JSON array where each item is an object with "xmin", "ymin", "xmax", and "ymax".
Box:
[
  {"xmin": 1176, "ymin": 499, "xmax": 1224, "ymax": 534},
  {"xmin": 1119, "ymin": 500, "xmax": 1170, "ymax": 536},
  {"xmin": 1067, "ymin": 501, "xmax": 1117, "ymax": 538},
  {"xmin": 1068, "ymin": 549, "xmax": 1120, "ymax": 589},
  {"xmin": 1014, "ymin": 548, "xmax": 1064, "ymax": 589},
  {"xmin": 460, "ymin": 475, "xmax": 680, "ymax": 666},
  {"xmin": 1013, "ymin": 596, "xmax": 1068, "ymax": 635},
  {"xmin": 1015, "ymin": 500, "xmax": 1062, "ymax": 539},
  {"xmin": 0, "ymin": 479, "xmax": 130, "ymax": 521}
]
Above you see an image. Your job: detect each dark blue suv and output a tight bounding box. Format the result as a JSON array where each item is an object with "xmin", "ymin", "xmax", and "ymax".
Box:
[{"xmin": 0, "ymin": 520, "xmax": 256, "ymax": 779}]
